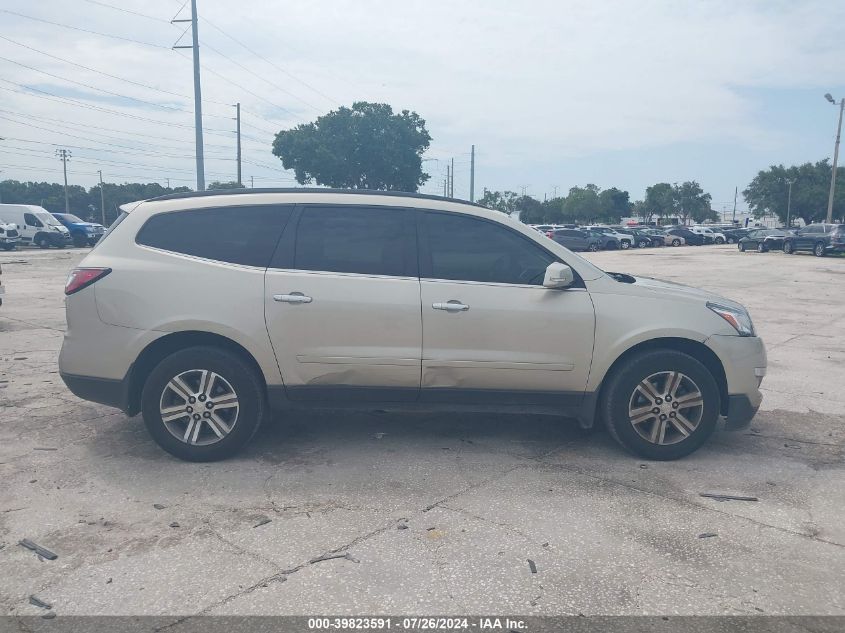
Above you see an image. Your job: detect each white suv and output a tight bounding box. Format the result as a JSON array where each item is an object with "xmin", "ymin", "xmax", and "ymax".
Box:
[{"xmin": 59, "ymin": 190, "xmax": 766, "ymax": 462}]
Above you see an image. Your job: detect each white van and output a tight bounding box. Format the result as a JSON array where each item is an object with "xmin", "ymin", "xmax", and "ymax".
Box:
[{"xmin": 0, "ymin": 204, "xmax": 72, "ymax": 248}]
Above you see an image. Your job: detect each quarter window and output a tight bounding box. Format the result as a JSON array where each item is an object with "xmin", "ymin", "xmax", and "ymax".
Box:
[
  {"xmin": 136, "ymin": 205, "xmax": 292, "ymax": 267},
  {"xmin": 293, "ymin": 206, "xmax": 413, "ymax": 277},
  {"xmin": 422, "ymin": 212, "xmax": 555, "ymax": 285}
]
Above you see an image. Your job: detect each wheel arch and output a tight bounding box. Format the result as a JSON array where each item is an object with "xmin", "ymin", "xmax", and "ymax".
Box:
[
  {"xmin": 579, "ymin": 336, "xmax": 729, "ymax": 429},
  {"xmin": 126, "ymin": 331, "xmax": 267, "ymax": 416}
]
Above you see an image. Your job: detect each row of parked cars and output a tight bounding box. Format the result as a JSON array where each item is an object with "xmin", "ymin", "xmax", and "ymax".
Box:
[
  {"xmin": 735, "ymin": 224, "xmax": 845, "ymax": 257},
  {"xmin": 528, "ymin": 223, "xmax": 739, "ymax": 252},
  {"xmin": 0, "ymin": 204, "xmax": 105, "ymax": 250}
]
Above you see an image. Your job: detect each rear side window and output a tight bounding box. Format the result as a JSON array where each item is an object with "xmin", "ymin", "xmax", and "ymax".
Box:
[
  {"xmin": 293, "ymin": 205, "xmax": 415, "ymax": 277},
  {"xmin": 136, "ymin": 205, "xmax": 292, "ymax": 267},
  {"xmin": 421, "ymin": 212, "xmax": 555, "ymax": 285}
]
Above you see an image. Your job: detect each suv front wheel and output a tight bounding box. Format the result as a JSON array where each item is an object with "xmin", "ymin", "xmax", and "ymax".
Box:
[
  {"xmin": 602, "ymin": 349, "xmax": 720, "ymax": 460},
  {"xmin": 141, "ymin": 346, "xmax": 266, "ymax": 461}
]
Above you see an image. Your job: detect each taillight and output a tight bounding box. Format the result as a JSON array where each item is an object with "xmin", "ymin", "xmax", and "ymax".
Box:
[
  {"xmin": 546, "ymin": 231, "xmax": 554, "ymax": 238},
  {"xmin": 65, "ymin": 267, "xmax": 111, "ymax": 295}
]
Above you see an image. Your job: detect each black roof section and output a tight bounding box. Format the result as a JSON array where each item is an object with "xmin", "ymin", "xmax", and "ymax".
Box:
[{"xmin": 148, "ymin": 187, "xmax": 487, "ymax": 209}]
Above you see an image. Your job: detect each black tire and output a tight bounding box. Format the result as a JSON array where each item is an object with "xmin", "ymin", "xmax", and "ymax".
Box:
[
  {"xmin": 637, "ymin": 240, "xmax": 647, "ymax": 248},
  {"xmin": 715, "ymin": 237, "xmax": 725, "ymax": 244},
  {"xmin": 73, "ymin": 236, "xmax": 88, "ymax": 248},
  {"xmin": 36, "ymin": 236, "xmax": 49, "ymax": 249},
  {"xmin": 601, "ymin": 349, "xmax": 720, "ymax": 460},
  {"xmin": 726, "ymin": 237, "xmax": 734, "ymax": 244},
  {"xmin": 739, "ymin": 242, "xmax": 746, "ymax": 252},
  {"xmin": 671, "ymin": 239, "xmax": 681, "ymax": 247},
  {"xmin": 141, "ymin": 346, "xmax": 266, "ymax": 462},
  {"xmin": 814, "ymin": 242, "xmax": 826, "ymax": 257},
  {"xmin": 620, "ymin": 240, "xmax": 630, "ymax": 250},
  {"xmin": 783, "ymin": 240, "xmax": 794, "ymax": 254},
  {"xmin": 588, "ymin": 242, "xmax": 599, "ymax": 252},
  {"xmin": 757, "ymin": 242, "xmax": 767, "ymax": 253}
]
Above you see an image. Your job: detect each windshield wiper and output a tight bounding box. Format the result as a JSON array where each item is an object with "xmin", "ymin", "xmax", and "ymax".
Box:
[{"xmin": 607, "ymin": 271, "xmax": 636, "ymax": 284}]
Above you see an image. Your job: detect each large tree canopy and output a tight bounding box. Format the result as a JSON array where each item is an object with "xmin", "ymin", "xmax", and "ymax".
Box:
[
  {"xmin": 272, "ymin": 102, "xmax": 432, "ymax": 191},
  {"xmin": 743, "ymin": 160, "xmax": 845, "ymax": 225}
]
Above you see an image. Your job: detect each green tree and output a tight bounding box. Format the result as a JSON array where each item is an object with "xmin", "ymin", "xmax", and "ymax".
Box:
[
  {"xmin": 272, "ymin": 102, "xmax": 431, "ymax": 191},
  {"xmin": 673, "ymin": 181, "xmax": 712, "ymax": 225},
  {"xmin": 513, "ymin": 195, "xmax": 544, "ymax": 222},
  {"xmin": 598, "ymin": 187, "xmax": 631, "ymax": 223},
  {"xmin": 477, "ymin": 190, "xmax": 519, "ymax": 214},
  {"xmin": 562, "ymin": 186, "xmax": 600, "ymax": 223},
  {"xmin": 644, "ymin": 183, "xmax": 676, "ymax": 224},
  {"xmin": 207, "ymin": 181, "xmax": 246, "ymax": 190},
  {"xmin": 743, "ymin": 160, "xmax": 845, "ymax": 225}
]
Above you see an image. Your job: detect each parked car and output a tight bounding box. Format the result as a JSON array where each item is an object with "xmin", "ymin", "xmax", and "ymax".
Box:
[
  {"xmin": 642, "ymin": 229, "xmax": 685, "ymax": 247},
  {"xmin": 586, "ymin": 226, "xmax": 633, "ymax": 249},
  {"xmin": 550, "ymin": 228, "xmax": 603, "ymax": 251},
  {"xmin": 782, "ymin": 223, "xmax": 845, "ymax": 257},
  {"xmin": 60, "ymin": 189, "xmax": 766, "ymax": 462},
  {"xmin": 0, "ymin": 261, "xmax": 3, "ymax": 306},
  {"xmin": 666, "ymin": 227, "xmax": 705, "ymax": 245},
  {"xmin": 738, "ymin": 229, "xmax": 792, "ymax": 253},
  {"xmin": 52, "ymin": 213, "xmax": 105, "ymax": 247},
  {"xmin": 691, "ymin": 227, "xmax": 726, "ymax": 244},
  {"xmin": 0, "ymin": 204, "xmax": 72, "ymax": 248},
  {"xmin": 582, "ymin": 229, "xmax": 622, "ymax": 250},
  {"xmin": 723, "ymin": 228, "xmax": 752, "ymax": 244},
  {"xmin": 613, "ymin": 228, "xmax": 654, "ymax": 248},
  {"xmin": 0, "ymin": 219, "xmax": 19, "ymax": 251}
]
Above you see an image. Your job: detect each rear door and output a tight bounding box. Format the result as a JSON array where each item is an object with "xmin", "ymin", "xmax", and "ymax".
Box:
[
  {"xmin": 417, "ymin": 210, "xmax": 595, "ymax": 406},
  {"xmin": 264, "ymin": 204, "xmax": 421, "ymax": 402}
]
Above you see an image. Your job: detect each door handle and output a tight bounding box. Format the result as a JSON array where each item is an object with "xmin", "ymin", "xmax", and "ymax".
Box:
[
  {"xmin": 432, "ymin": 300, "xmax": 469, "ymax": 312},
  {"xmin": 273, "ymin": 292, "xmax": 312, "ymax": 304}
]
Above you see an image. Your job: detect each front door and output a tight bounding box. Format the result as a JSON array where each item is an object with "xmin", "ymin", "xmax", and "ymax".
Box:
[
  {"xmin": 265, "ymin": 205, "xmax": 422, "ymax": 402},
  {"xmin": 417, "ymin": 211, "xmax": 595, "ymax": 407}
]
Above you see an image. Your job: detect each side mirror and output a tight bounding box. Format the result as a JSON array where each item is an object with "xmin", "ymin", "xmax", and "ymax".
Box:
[{"xmin": 543, "ymin": 262, "xmax": 574, "ymax": 289}]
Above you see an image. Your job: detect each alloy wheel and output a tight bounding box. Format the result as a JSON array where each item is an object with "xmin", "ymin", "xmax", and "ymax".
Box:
[
  {"xmin": 627, "ymin": 371, "xmax": 704, "ymax": 445},
  {"xmin": 159, "ymin": 369, "xmax": 240, "ymax": 446}
]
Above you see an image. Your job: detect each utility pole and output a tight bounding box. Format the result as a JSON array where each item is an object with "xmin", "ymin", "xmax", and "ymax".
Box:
[
  {"xmin": 56, "ymin": 148, "xmax": 71, "ymax": 213},
  {"xmin": 469, "ymin": 145, "xmax": 475, "ymax": 202},
  {"xmin": 786, "ymin": 178, "xmax": 795, "ymax": 228},
  {"xmin": 450, "ymin": 157, "xmax": 455, "ymax": 198},
  {"xmin": 250, "ymin": 175, "xmax": 254, "ymax": 188},
  {"xmin": 732, "ymin": 186, "xmax": 738, "ymax": 223},
  {"xmin": 824, "ymin": 94, "xmax": 844, "ymax": 223},
  {"xmin": 173, "ymin": 0, "xmax": 205, "ymax": 191},
  {"xmin": 552, "ymin": 186, "xmax": 558, "ymax": 199},
  {"xmin": 235, "ymin": 102, "xmax": 242, "ymax": 187},
  {"xmin": 445, "ymin": 164, "xmax": 450, "ymax": 198},
  {"xmin": 166, "ymin": 178, "xmax": 171, "ymax": 189},
  {"xmin": 97, "ymin": 170, "xmax": 106, "ymax": 225}
]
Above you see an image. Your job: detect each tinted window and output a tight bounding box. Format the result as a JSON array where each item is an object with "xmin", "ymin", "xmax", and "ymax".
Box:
[
  {"xmin": 136, "ymin": 205, "xmax": 291, "ymax": 267},
  {"xmin": 294, "ymin": 206, "xmax": 413, "ymax": 277},
  {"xmin": 423, "ymin": 212, "xmax": 555, "ymax": 285},
  {"xmin": 803, "ymin": 225, "xmax": 820, "ymax": 234},
  {"xmin": 24, "ymin": 213, "xmax": 41, "ymax": 227}
]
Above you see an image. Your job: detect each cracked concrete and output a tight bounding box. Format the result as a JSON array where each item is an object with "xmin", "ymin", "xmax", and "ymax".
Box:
[{"xmin": 0, "ymin": 245, "xmax": 843, "ymax": 616}]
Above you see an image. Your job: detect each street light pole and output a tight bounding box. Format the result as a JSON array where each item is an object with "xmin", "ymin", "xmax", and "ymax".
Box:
[
  {"xmin": 824, "ymin": 93, "xmax": 844, "ymax": 223},
  {"xmin": 786, "ymin": 178, "xmax": 794, "ymax": 228}
]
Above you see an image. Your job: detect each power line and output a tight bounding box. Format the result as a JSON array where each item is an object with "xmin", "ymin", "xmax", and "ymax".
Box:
[
  {"xmin": 79, "ymin": 0, "xmax": 171, "ymax": 23},
  {"xmin": 0, "ymin": 9, "xmax": 171, "ymax": 49},
  {"xmin": 0, "ymin": 34, "xmax": 233, "ymax": 109}
]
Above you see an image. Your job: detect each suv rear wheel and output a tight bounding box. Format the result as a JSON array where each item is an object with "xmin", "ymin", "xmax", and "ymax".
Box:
[
  {"xmin": 141, "ymin": 346, "xmax": 266, "ymax": 461},
  {"xmin": 814, "ymin": 242, "xmax": 826, "ymax": 257},
  {"xmin": 783, "ymin": 240, "xmax": 794, "ymax": 254},
  {"xmin": 602, "ymin": 349, "xmax": 720, "ymax": 460}
]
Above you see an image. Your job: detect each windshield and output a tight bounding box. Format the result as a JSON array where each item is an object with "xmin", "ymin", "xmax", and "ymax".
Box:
[
  {"xmin": 36, "ymin": 212, "xmax": 62, "ymax": 226},
  {"xmin": 57, "ymin": 213, "xmax": 85, "ymax": 223}
]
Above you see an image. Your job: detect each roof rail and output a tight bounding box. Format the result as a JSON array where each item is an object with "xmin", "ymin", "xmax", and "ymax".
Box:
[{"xmin": 147, "ymin": 187, "xmax": 488, "ymax": 209}]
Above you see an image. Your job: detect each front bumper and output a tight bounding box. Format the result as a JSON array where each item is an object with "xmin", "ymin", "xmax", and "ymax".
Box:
[{"xmin": 705, "ymin": 334, "xmax": 766, "ymax": 430}]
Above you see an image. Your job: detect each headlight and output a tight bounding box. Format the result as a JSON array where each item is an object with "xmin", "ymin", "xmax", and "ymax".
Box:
[{"xmin": 707, "ymin": 302, "xmax": 755, "ymax": 336}]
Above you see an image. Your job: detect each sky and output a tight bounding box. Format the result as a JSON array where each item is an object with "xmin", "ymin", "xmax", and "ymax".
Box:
[{"xmin": 1, "ymin": 0, "xmax": 844, "ymax": 213}]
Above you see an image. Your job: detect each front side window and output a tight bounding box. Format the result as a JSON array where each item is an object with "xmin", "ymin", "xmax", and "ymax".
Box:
[
  {"xmin": 422, "ymin": 212, "xmax": 555, "ymax": 285},
  {"xmin": 293, "ymin": 205, "xmax": 414, "ymax": 277},
  {"xmin": 136, "ymin": 205, "xmax": 292, "ymax": 267},
  {"xmin": 24, "ymin": 213, "xmax": 41, "ymax": 227}
]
